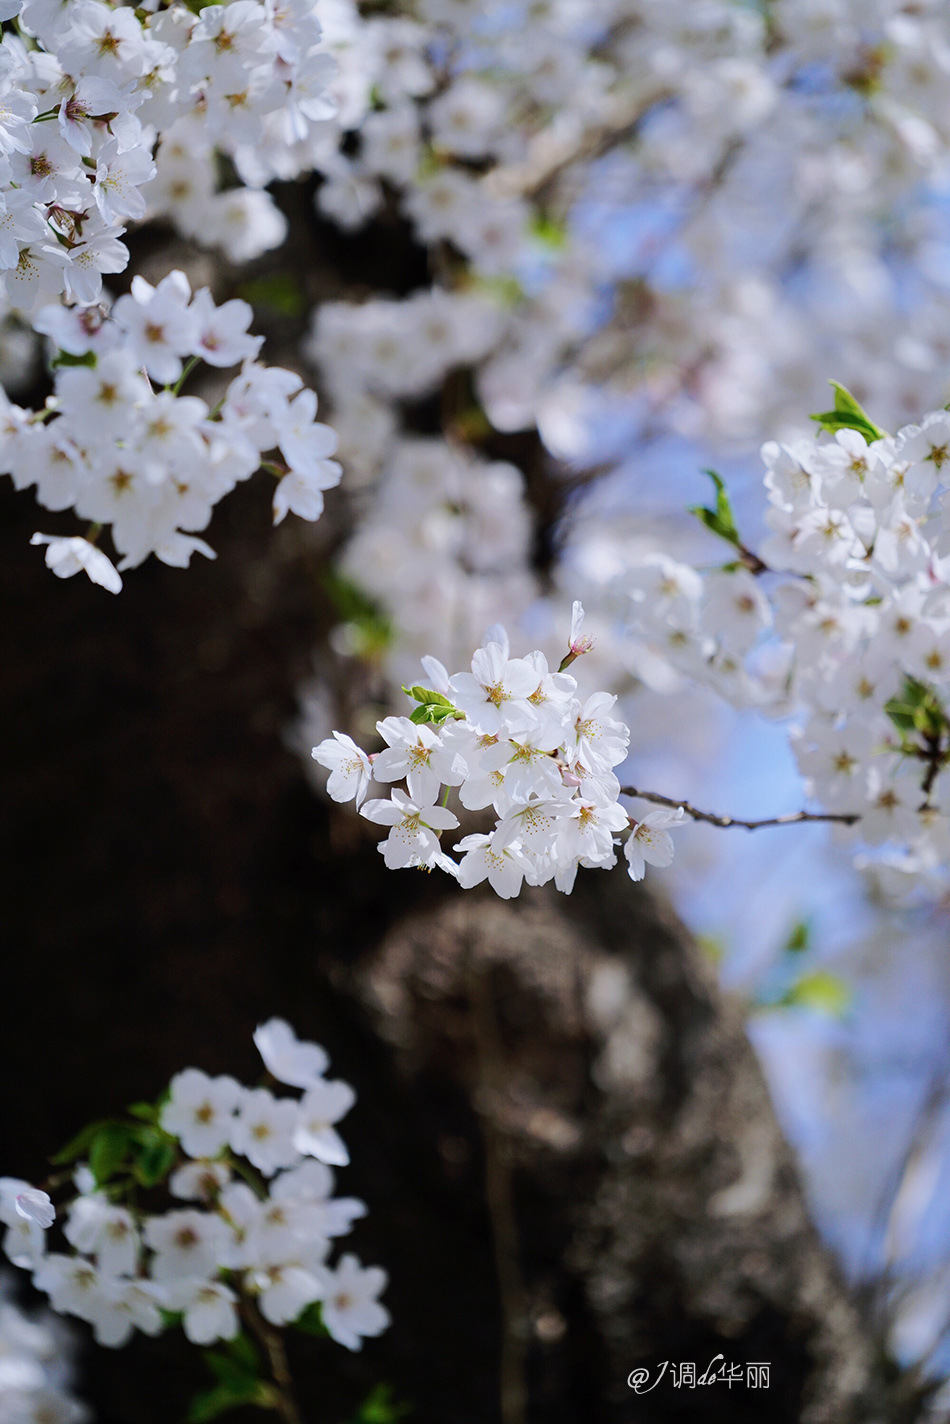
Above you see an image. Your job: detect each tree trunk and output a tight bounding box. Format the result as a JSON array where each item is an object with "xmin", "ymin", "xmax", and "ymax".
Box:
[{"xmin": 0, "ymin": 470, "xmax": 925, "ymax": 1424}]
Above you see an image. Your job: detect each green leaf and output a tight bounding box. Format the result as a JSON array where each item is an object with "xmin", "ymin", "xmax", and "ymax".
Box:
[
  {"xmin": 697, "ymin": 934, "xmax": 725, "ymax": 965},
  {"xmin": 133, "ymin": 1135, "xmax": 177, "ymax": 1187},
  {"xmin": 409, "ymin": 702, "xmax": 462, "ymax": 725},
  {"xmin": 89, "ymin": 1124, "xmax": 136, "ymax": 1186},
  {"xmin": 223, "ymin": 1335, "xmax": 262, "ymax": 1377},
  {"xmin": 809, "ymin": 381, "xmax": 885, "ymax": 443},
  {"xmin": 885, "ymin": 676, "xmax": 948, "ymax": 742},
  {"xmin": 236, "ymin": 273, "xmax": 306, "ymax": 318},
  {"xmin": 344, "ymin": 1384, "xmax": 413, "ymax": 1424},
  {"xmin": 782, "ymin": 969, "xmax": 850, "ymax": 1017},
  {"xmin": 186, "ymin": 1382, "xmax": 276, "ymax": 1422},
  {"xmin": 51, "ymin": 1119, "xmax": 121, "ymax": 1166},
  {"xmin": 403, "ymin": 684, "xmax": 463, "ymax": 724},
  {"xmin": 470, "ymin": 274, "xmax": 525, "ymax": 307},
  {"xmin": 127, "ymin": 1101, "xmax": 159, "ymax": 1122},
  {"xmin": 529, "ymin": 214, "xmax": 566, "ymax": 249},
  {"xmin": 323, "ymin": 571, "xmax": 392, "ymax": 659},
  {"xmin": 294, "ymin": 1300, "xmax": 329, "ymax": 1335},
  {"xmin": 687, "ymin": 469, "xmax": 740, "ymax": 548},
  {"xmin": 202, "ymin": 1337, "xmax": 263, "ymax": 1388},
  {"xmin": 50, "ymin": 349, "xmax": 97, "ymax": 370},
  {"xmin": 783, "ymin": 920, "xmax": 810, "ymax": 954},
  {"xmin": 402, "ymin": 685, "xmax": 452, "ymax": 708}
]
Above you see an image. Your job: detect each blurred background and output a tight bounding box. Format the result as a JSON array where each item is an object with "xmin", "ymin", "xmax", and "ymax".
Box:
[{"xmin": 7, "ymin": 1, "xmax": 950, "ymax": 1421}]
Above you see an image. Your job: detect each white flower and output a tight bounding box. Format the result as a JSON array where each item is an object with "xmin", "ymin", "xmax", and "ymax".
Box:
[
  {"xmin": 0, "ymin": 190, "xmax": 48, "ymax": 269},
  {"xmin": 215, "ymin": 1182, "xmax": 262, "ymax": 1271},
  {"xmin": 449, "ymin": 641, "xmax": 539, "ymax": 736},
  {"xmin": 293, "ymin": 1080, "xmax": 356, "ymax": 1166},
  {"xmin": 30, "ymin": 535, "xmax": 122, "ymax": 594},
  {"xmin": 64, "ymin": 1197, "xmax": 138, "ymax": 1278},
  {"xmin": 249, "ymin": 1262, "xmax": 324, "ymax": 1327},
  {"xmin": 318, "ymin": 1255, "xmax": 390, "ymax": 1352},
  {"xmin": 253, "ymin": 1019, "xmax": 329, "ymax": 1090},
  {"xmin": 1, "ymin": 1179, "xmax": 50, "ymax": 1268},
  {"xmin": 89, "ymin": 1277, "xmax": 165, "ymax": 1349},
  {"xmin": 112, "ymin": 272, "xmax": 198, "ymax": 385},
  {"xmin": 360, "ymin": 787, "xmax": 459, "ymax": 869},
  {"xmin": 14, "ymin": 1190, "xmax": 54, "ymax": 1231},
  {"xmin": 143, "ymin": 1209, "xmax": 228, "ymax": 1283},
  {"xmin": 569, "ymin": 693, "xmax": 629, "ymax": 774},
  {"xmin": 164, "ymin": 1278, "xmax": 239, "ymax": 1345},
  {"xmin": 63, "ymin": 223, "xmax": 129, "ymax": 307},
  {"xmin": 274, "ymin": 389, "xmax": 339, "ymax": 475},
  {"xmin": 272, "ymin": 462, "xmax": 342, "ymax": 525},
  {"xmin": 32, "ymin": 1255, "xmax": 101, "ymax": 1322},
  {"xmin": 568, "ymin": 600, "xmax": 593, "ymax": 656},
  {"xmin": 479, "ymin": 732, "xmax": 565, "ymax": 803},
  {"xmin": 205, "ymin": 187, "xmax": 288, "ymax": 264},
  {"xmin": 494, "ymin": 797, "xmax": 571, "ymax": 858},
  {"xmin": 454, "ymin": 832, "xmax": 527, "ymax": 899},
  {"xmin": 624, "ymin": 808, "xmax": 685, "ymax": 881},
  {"xmin": 58, "ymin": 78, "xmax": 128, "ymax": 157},
  {"xmin": 311, "ymin": 733, "xmax": 372, "ymax": 807},
  {"xmin": 170, "ymin": 1160, "xmax": 232, "ymax": 1203},
  {"xmin": 372, "ymin": 716, "xmax": 466, "ymax": 804},
  {"xmin": 557, "ymin": 797, "xmax": 629, "ymax": 867},
  {"xmin": 160, "ymin": 1068, "xmax": 243, "ymax": 1159},
  {"xmin": 189, "ymin": 289, "xmax": 262, "ymax": 368},
  {"xmin": 230, "ymin": 1089, "xmax": 301, "ymax": 1177},
  {"xmin": 93, "ymin": 139, "xmax": 156, "ymax": 225}
]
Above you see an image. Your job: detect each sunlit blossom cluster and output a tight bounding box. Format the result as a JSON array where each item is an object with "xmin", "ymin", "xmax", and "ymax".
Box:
[
  {"xmin": 313, "ymin": 607, "xmax": 684, "ymax": 898},
  {"xmin": 5, "ymin": 269, "xmax": 340, "ymax": 590},
  {"xmin": 304, "ymin": 0, "xmax": 950, "ymax": 442},
  {"xmin": 626, "ymin": 401, "xmax": 950, "ymax": 894},
  {"xmin": 0, "ymin": 0, "xmax": 338, "ymax": 314},
  {"xmin": 2, "ymin": 1021, "xmax": 389, "ymax": 1356},
  {"xmin": 300, "ymin": 0, "xmax": 950, "ymax": 718}
]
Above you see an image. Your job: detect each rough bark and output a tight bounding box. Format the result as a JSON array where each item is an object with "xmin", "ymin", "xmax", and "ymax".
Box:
[{"xmin": 350, "ymin": 876, "xmax": 906, "ymax": 1424}]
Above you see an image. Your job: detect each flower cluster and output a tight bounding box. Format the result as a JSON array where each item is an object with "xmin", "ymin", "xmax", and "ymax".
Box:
[
  {"xmin": 297, "ymin": 0, "xmax": 950, "ymax": 737},
  {"xmin": 313, "ymin": 608, "xmax": 683, "ymax": 898},
  {"xmin": 307, "ymin": 0, "xmax": 950, "ymax": 446},
  {"xmin": 626, "ymin": 392, "xmax": 950, "ymax": 894},
  {"xmin": 0, "ymin": 1273, "xmax": 90, "ymax": 1424},
  {"xmin": 0, "ymin": 0, "xmax": 337, "ymax": 313},
  {"xmin": 2, "ymin": 1020, "xmax": 389, "ymax": 1359},
  {"xmin": 7, "ymin": 269, "xmax": 340, "ymax": 590}
]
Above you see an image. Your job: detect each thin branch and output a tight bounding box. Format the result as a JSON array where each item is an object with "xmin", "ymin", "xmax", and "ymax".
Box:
[
  {"xmin": 735, "ymin": 539, "xmax": 770, "ymax": 576},
  {"xmin": 619, "ymin": 787, "xmax": 860, "ymax": 831},
  {"xmin": 485, "ymin": 82, "xmax": 670, "ymax": 201},
  {"xmin": 241, "ymin": 1295, "xmax": 303, "ymax": 1424}
]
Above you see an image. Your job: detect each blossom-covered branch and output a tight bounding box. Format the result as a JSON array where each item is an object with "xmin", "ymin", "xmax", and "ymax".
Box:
[
  {"xmin": 11, "ymin": 271, "xmax": 340, "ymax": 590},
  {"xmin": 2, "ymin": 1021, "xmax": 390, "ymax": 1422}
]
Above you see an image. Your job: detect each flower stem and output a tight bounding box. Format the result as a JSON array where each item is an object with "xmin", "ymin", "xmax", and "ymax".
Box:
[
  {"xmin": 171, "ymin": 354, "xmax": 201, "ymax": 395},
  {"xmin": 241, "ymin": 1295, "xmax": 303, "ymax": 1424}
]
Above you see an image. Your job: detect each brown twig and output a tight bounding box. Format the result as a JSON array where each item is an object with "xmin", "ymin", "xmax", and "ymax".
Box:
[
  {"xmin": 620, "ymin": 787, "xmax": 860, "ymax": 831},
  {"xmin": 241, "ymin": 1295, "xmax": 303, "ymax": 1424},
  {"xmin": 736, "ymin": 540, "xmax": 770, "ymax": 576},
  {"xmin": 485, "ymin": 83, "xmax": 671, "ymax": 201}
]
